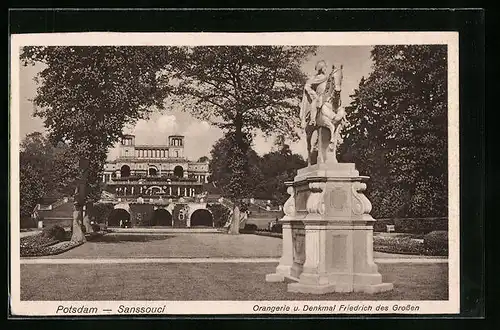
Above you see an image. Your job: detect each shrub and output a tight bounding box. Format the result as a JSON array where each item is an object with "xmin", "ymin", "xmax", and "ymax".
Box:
[
  {"xmin": 21, "ymin": 239, "xmax": 84, "ymax": 257},
  {"xmin": 394, "ymin": 218, "xmax": 448, "ymax": 234},
  {"xmin": 271, "ymin": 223, "xmax": 283, "ymax": 233},
  {"xmin": 206, "ymin": 203, "xmax": 231, "ymax": 228},
  {"xmin": 373, "ymin": 234, "xmax": 423, "ymax": 255},
  {"xmin": 41, "ymin": 224, "xmax": 66, "ymax": 241},
  {"xmin": 93, "ymin": 203, "xmax": 115, "ymax": 223},
  {"xmin": 424, "ymin": 230, "xmax": 448, "ymax": 253},
  {"xmin": 91, "ymin": 223, "xmax": 101, "ymax": 232},
  {"xmin": 243, "ymin": 224, "xmax": 258, "ymax": 232}
]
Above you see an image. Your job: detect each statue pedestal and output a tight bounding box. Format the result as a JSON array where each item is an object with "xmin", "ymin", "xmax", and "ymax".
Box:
[{"xmin": 265, "ymin": 163, "xmax": 393, "ymax": 294}]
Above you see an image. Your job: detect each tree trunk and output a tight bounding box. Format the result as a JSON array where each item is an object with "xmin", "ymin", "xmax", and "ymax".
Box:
[
  {"xmin": 82, "ymin": 202, "xmax": 94, "ymax": 234},
  {"xmin": 229, "ymin": 205, "xmax": 240, "ymax": 235},
  {"xmin": 71, "ymin": 203, "xmax": 86, "ymax": 243},
  {"xmin": 234, "ymin": 113, "xmax": 245, "ymax": 152},
  {"xmin": 71, "ymin": 157, "xmax": 90, "ymax": 242},
  {"xmin": 239, "ymin": 210, "xmax": 248, "ymax": 230}
]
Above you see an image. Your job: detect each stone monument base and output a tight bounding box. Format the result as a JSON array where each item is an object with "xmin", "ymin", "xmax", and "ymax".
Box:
[
  {"xmin": 265, "ymin": 266, "xmax": 293, "ymax": 282},
  {"xmin": 288, "ymin": 282, "xmax": 393, "ymax": 294},
  {"xmin": 265, "ymin": 162, "xmax": 393, "ymax": 295}
]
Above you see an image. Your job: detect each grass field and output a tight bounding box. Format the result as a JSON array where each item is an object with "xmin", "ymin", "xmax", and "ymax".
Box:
[
  {"xmin": 45, "ymin": 233, "xmax": 283, "ymax": 259},
  {"xmin": 40, "ymin": 233, "xmax": 445, "ymax": 259},
  {"xmin": 21, "ymin": 262, "xmax": 448, "ymax": 301}
]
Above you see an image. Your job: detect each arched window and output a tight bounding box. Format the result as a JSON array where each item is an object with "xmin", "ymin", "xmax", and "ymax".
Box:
[
  {"xmin": 120, "ymin": 165, "xmax": 131, "ymax": 178},
  {"xmin": 148, "ymin": 186, "xmax": 162, "ymax": 195},
  {"xmin": 148, "ymin": 167, "xmax": 158, "ymax": 176},
  {"xmin": 173, "ymin": 166, "xmax": 184, "ymax": 178}
]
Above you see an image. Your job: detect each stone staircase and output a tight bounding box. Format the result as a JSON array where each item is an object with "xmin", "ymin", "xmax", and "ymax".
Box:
[{"xmin": 35, "ymin": 197, "xmax": 74, "ymax": 228}]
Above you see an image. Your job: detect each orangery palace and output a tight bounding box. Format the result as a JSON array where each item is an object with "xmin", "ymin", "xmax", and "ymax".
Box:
[{"xmin": 101, "ymin": 134, "xmax": 210, "ymax": 200}]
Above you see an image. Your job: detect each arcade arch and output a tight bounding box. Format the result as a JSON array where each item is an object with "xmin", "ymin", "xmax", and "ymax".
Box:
[
  {"xmin": 150, "ymin": 209, "xmax": 173, "ymax": 226},
  {"xmin": 108, "ymin": 209, "xmax": 131, "ymax": 227},
  {"xmin": 190, "ymin": 209, "xmax": 213, "ymax": 227}
]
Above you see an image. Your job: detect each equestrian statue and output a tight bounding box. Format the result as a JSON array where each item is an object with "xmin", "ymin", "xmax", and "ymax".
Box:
[{"xmin": 300, "ymin": 60, "xmax": 348, "ymax": 165}]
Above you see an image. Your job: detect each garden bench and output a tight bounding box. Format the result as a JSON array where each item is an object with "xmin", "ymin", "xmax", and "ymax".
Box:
[{"xmin": 386, "ymin": 224, "xmax": 395, "ymax": 233}]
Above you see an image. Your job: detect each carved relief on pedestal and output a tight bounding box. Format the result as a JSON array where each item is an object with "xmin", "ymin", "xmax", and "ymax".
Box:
[
  {"xmin": 294, "ymin": 185, "xmax": 309, "ymax": 212},
  {"xmin": 330, "ymin": 186, "xmax": 348, "ymax": 211},
  {"xmin": 352, "ymin": 182, "xmax": 373, "ymax": 215},
  {"xmin": 283, "ymin": 186, "xmax": 296, "ymax": 217},
  {"xmin": 306, "ymin": 182, "xmax": 326, "ymax": 215},
  {"xmin": 292, "ymin": 229, "xmax": 306, "ymax": 265}
]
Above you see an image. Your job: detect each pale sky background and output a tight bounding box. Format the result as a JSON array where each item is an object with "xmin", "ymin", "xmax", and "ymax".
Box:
[{"xmin": 18, "ymin": 46, "xmax": 374, "ymax": 161}]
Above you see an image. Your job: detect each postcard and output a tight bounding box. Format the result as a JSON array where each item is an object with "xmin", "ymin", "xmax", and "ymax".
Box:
[{"xmin": 10, "ymin": 31, "xmax": 459, "ymax": 316}]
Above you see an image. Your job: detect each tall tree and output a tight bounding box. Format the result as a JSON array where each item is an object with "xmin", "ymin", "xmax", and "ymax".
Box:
[
  {"xmin": 19, "ymin": 163, "xmax": 44, "ymax": 219},
  {"xmin": 19, "ymin": 132, "xmax": 79, "ymax": 219},
  {"xmin": 339, "ymin": 45, "xmax": 448, "ymax": 218},
  {"xmin": 255, "ymin": 138, "xmax": 307, "ymax": 204},
  {"xmin": 208, "ymin": 133, "xmax": 306, "ymax": 205},
  {"xmin": 208, "ymin": 132, "xmax": 262, "ymax": 200},
  {"xmin": 20, "ymin": 132, "xmax": 55, "ymax": 196},
  {"xmin": 168, "ymin": 46, "xmax": 316, "ymax": 204},
  {"xmin": 21, "ymin": 46, "xmax": 177, "ymax": 241}
]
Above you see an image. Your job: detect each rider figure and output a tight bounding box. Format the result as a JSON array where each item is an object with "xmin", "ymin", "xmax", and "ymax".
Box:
[{"xmin": 300, "ymin": 60, "xmax": 329, "ymax": 127}]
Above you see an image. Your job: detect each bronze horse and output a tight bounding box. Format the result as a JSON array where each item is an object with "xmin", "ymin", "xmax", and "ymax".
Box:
[{"xmin": 304, "ymin": 65, "xmax": 347, "ymax": 165}]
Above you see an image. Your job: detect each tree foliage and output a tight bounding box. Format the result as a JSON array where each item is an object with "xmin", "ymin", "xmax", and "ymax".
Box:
[
  {"xmin": 209, "ymin": 134, "xmax": 306, "ymax": 204},
  {"xmin": 339, "ymin": 45, "xmax": 448, "ymax": 218},
  {"xmin": 168, "ymin": 46, "xmax": 315, "ymax": 202},
  {"xmin": 254, "ymin": 138, "xmax": 307, "ymax": 204},
  {"xmin": 208, "ymin": 132, "xmax": 259, "ymax": 201},
  {"xmin": 21, "ymin": 46, "xmax": 178, "ymax": 240},
  {"xmin": 19, "ymin": 132, "xmax": 79, "ymax": 217},
  {"xmin": 21, "ymin": 46, "xmax": 177, "ymax": 155},
  {"xmin": 19, "ymin": 163, "xmax": 44, "ymax": 219},
  {"xmin": 167, "ymin": 46, "xmax": 316, "ymax": 139}
]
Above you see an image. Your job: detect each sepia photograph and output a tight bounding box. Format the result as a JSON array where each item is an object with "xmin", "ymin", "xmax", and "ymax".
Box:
[{"xmin": 10, "ymin": 32, "xmax": 459, "ymax": 316}]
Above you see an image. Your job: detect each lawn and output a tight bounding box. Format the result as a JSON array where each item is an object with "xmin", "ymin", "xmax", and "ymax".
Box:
[
  {"xmin": 45, "ymin": 233, "xmax": 283, "ymax": 259},
  {"xmin": 21, "ymin": 262, "xmax": 448, "ymax": 301},
  {"xmin": 37, "ymin": 233, "xmax": 445, "ymax": 259}
]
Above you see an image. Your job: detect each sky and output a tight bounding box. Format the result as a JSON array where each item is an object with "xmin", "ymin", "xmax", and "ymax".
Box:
[{"xmin": 18, "ymin": 46, "xmax": 374, "ymax": 161}]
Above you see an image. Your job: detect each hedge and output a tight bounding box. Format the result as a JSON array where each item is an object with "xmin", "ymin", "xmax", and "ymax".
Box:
[
  {"xmin": 423, "ymin": 230, "xmax": 448, "ymax": 255},
  {"xmin": 374, "ymin": 218, "xmax": 448, "ymax": 234},
  {"xmin": 394, "ymin": 218, "xmax": 448, "ymax": 234},
  {"xmin": 373, "ymin": 219, "xmax": 395, "ymax": 232},
  {"xmin": 248, "ymin": 231, "xmax": 448, "ymax": 256},
  {"xmin": 242, "ymin": 224, "xmax": 258, "ymax": 232}
]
